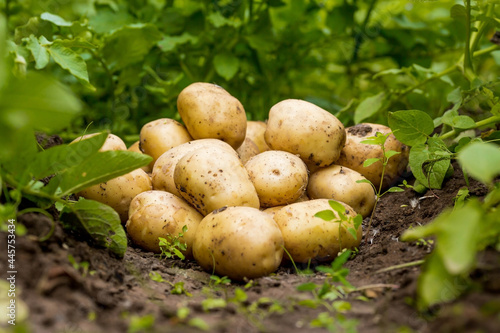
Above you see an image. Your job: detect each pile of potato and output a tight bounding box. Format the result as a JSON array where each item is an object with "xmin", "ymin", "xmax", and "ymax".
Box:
[{"xmin": 76, "ymin": 82, "xmax": 409, "ymax": 281}]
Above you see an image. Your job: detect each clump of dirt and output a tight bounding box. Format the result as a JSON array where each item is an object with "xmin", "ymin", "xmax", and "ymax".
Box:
[{"xmin": 1, "ymin": 160, "xmax": 499, "ymax": 333}]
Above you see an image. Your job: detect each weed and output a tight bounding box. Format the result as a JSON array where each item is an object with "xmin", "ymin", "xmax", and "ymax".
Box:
[{"xmin": 158, "ymin": 225, "xmax": 188, "ymax": 261}]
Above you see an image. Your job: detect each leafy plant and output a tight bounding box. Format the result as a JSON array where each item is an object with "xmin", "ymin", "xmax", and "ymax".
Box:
[
  {"xmin": 158, "ymin": 225, "xmax": 188, "ymax": 261},
  {"xmin": 67, "ymin": 254, "xmax": 95, "ymax": 277}
]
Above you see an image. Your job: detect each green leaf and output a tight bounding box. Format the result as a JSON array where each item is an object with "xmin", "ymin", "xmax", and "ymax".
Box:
[
  {"xmin": 328, "ymin": 200, "xmax": 346, "ymax": 214},
  {"xmin": 213, "ymin": 53, "xmax": 240, "ymax": 81},
  {"xmin": 354, "ymin": 92, "xmax": 387, "ymax": 124},
  {"xmin": 491, "ymin": 103, "xmax": 500, "ymax": 116},
  {"xmin": 363, "ymin": 158, "xmax": 380, "ymax": 167},
  {"xmin": 40, "ymin": 12, "xmax": 73, "ymax": 27},
  {"xmin": 297, "ymin": 282, "xmax": 318, "ymax": 292},
  {"xmin": 47, "ymin": 43, "xmax": 94, "ymax": 89},
  {"xmin": 25, "ymin": 35, "xmax": 49, "ymax": 69},
  {"xmin": 387, "ymin": 187, "xmax": 404, "ymax": 193},
  {"xmin": 157, "ymin": 32, "xmax": 198, "ymax": 53},
  {"xmin": 314, "ymin": 209, "xmax": 335, "ymax": 221},
  {"xmin": 201, "ymin": 298, "xmax": 227, "ymax": 312},
  {"xmin": 53, "ymin": 38, "xmax": 98, "ymax": 49},
  {"xmin": 88, "ymin": 7, "xmax": 135, "ymax": 34},
  {"xmin": 450, "ymin": 4, "xmax": 467, "ymax": 19},
  {"xmin": 384, "ymin": 150, "xmax": 401, "ymax": 160},
  {"xmin": 102, "ymin": 24, "xmax": 162, "ymax": 71},
  {"xmin": 388, "ymin": 110, "xmax": 434, "ymax": 146},
  {"xmin": 60, "ymin": 199, "xmax": 127, "ymax": 257},
  {"xmin": 450, "ymin": 115, "xmax": 476, "ymax": 129},
  {"xmin": 207, "ymin": 12, "xmax": 241, "ymax": 28},
  {"xmin": 458, "ymin": 142, "xmax": 500, "ymax": 184},
  {"xmin": 187, "ymin": 318, "xmax": 209, "ymax": 331},
  {"xmin": 408, "ymin": 138, "xmax": 451, "ymax": 189}
]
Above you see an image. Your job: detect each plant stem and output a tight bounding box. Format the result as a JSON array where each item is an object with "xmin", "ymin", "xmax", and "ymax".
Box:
[
  {"xmin": 353, "ymin": 283, "xmax": 400, "ymax": 291},
  {"xmin": 469, "ymin": 3, "xmax": 495, "ymax": 55},
  {"xmin": 463, "ymin": 0, "xmax": 475, "ymax": 79},
  {"xmin": 439, "ymin": 115, "xmax": 500, "ymax": 140},
  {"xmin": 374, "ymin": 259, "xmax": 425, "ymax": 274},
  {"xmin": 351, "ymin": 0, "xmax": 378, "ymax": 63},
  {"xmin": 17, "ymin": 207, "xmax": 56, "ymax": 242}
]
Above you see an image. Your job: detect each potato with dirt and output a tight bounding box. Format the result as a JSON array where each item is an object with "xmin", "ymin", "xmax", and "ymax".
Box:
[
  {"xmin": 245, "ymin": 150, "xmax": 308, "ymax": 207},
  {"xmin": 335, "ymin": 123, "xmax": 409, "ymax": 190},
  {"xmin": 273, "ymin": 199, "xmax": 361, "ymax": 263},
  {"xmin": 193, "ymin": 206, "xmax": 284, "ymax": 281},
  {"xmin": 265, "ymin": 99, "xmax": 346, "ymax": 168},
  {"xmin": 177, "ymin": 82, "xmax": 247, "ymax": 149},
  {"xmin": 126, "ymin": 190, "xmax": 203, "ymax": 257},
  {"xmin": 307, "ymin": 165, "xmax": 376, "ymax": 218},
  {"xmin": 174, "ymin": 145, "xmax": 260, "ymax": 215}
]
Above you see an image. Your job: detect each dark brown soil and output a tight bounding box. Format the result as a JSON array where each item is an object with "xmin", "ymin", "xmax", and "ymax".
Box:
[{"xmin": 2, "ymin": 162, "xmax": 500, "ymax": 333}]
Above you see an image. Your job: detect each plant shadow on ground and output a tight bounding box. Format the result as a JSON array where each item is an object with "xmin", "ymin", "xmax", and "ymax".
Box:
[{"xmin": 1, "ymin": 160, "xmax": 500, "ymax": 333}]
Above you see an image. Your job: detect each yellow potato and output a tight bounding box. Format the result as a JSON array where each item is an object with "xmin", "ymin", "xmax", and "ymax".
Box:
[
  {"xmin": 177, "ymin": 82, "xmax": 247, "ymax": 149},
  {"xmin": 308, "ymin": 165, "xmax": 376, "ymax": 218},
  {"xmin": 128, "ymin": 141, "xmax": 152, "ymax": 173},
  {"xmin": 126, "ymin": 191, "xmax": 203, "ymax": 257},
  {"xmin": 193, "ymin": 206, "xmax": 284, "ymax": 281},
  {"xmin": 273, "ymin": 199, "xmax": 362, "ymax": 263},
  {"xmin": 236, "ymin": 137, "xmax": 260, "ymax": 164},
  {"xmin": 335, "ymin": 123, "xmax": 409, "ymax": 190},
  {"xmin": 245, "ymin": 151, "xmax": 308, "ymax": 208},
  {"xmin": 265, "ymin": 99, "xmax": 346, "ymax": 167},
  {"xmin": 246, "ymin": 120, "xmax": 270, "ymax": 152},
  {"xmin": 71, "ymin": 133, "xmax": 126, "ymax": 151},
  {"xmin": 77, "ymin": 168, "xmax": 152, "ymax": 223},
  {"xmin": 174, "ymin": 145, "xmax": 260, "ymax": 215}
]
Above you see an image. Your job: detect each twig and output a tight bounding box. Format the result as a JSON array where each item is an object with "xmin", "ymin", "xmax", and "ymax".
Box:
[{"xmin": 374, "ymin": 259, "xmax": 425, "ymax": 274}]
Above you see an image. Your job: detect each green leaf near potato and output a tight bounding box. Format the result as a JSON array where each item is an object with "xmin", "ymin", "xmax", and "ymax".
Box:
[{"xmin": 388, "ymin": 110, "xmax": 434, "ymax": 146}]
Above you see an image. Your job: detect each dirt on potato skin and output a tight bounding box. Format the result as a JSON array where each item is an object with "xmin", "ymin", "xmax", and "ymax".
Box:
[{"xmin": 2, "ymin": 157, "xmax": 500, "ymax": 332}]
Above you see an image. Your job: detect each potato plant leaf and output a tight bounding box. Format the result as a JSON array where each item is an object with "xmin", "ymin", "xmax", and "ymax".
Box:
[
  {"xmin": 60, "ymin": 199, "xmax": 127, "ymax": 257},
  {"xmin": 388, "ymin": 110, "xmax": 434, "ymax": 146},
  {"xmin": 354, "ymin": 92, "xmax": 387, "ymax": 124},
  {"xmin": 40, "ymin": 12, "xmax": 73, "ymax": 27},
  {"xmin": 408, "ymin": 138, "xmax": 451, "ymax": 189},
  {"xmin": 458, "ymin": 142, "xmax": 500, "ymax": 184},
  {"xmin": 213, "ymin": 53, "xmax": 240, "ymax": 80},
  {"xmin": 314, "ymin": 210, "xmax": 336, "ymax": 221},
  {"xmin": 47, "ymin": 42, "xmax": 94, "ymax": 90},
  {"xmin": 25, "ymin": 35, "xmax": 49, "ymax": 69},
  {"xmin": 363, "ymin": 158, "xmax": 380, "ymax": 167}
]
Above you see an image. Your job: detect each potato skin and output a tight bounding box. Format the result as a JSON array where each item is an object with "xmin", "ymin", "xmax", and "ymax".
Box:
[
  {"xmin": 246, "ymin": 121, "xmax": 270, "ymax": 152},
  {"xmin": 265, "ymin": 99, "xmax": 346, "ymax": 167},
  {"xmin": 72, "ymin": 133, "xmax": 126, "ymax": 152},
  {"xmin": 273, "ymin": 199, "xmax": 361, "ymax": 263},
  {"xmin": 307, "ymin": 165, "xmax": 376, "ymax": 218},
  {"xmin": 126, "ymin": 191, "xmax": 203, "ymax": 257},
  {"xmin": 139, "ymin": 118, "xmax": 193, "ymax": 164},
  {"xmin": 174, "ymin": 146, "xmax": 260, "ymax": 215},
  {"xmin": 193, "ymin": 206, "xmax": 284, "ymax": 281},
  {"xmin": 78, "ymin": 168, "xmax": 152, "ymax": 223},
  {"xmin": 335, "ymin": 123, "xmax": 409, "ymax": 190},
  {"xmin": 128, "ymin": 141, "xmax": 152, "ymax": 173},
  {"xmin": 236, "ymin": 137, "xmax": 260, "ymax": 165},
  {"xmin": 245, "ymin": 151, "xmax": 308, "ymax": 208},
  {"xmin": 177, "ymin": 82, "xmax": 247, "ymax": 149}
]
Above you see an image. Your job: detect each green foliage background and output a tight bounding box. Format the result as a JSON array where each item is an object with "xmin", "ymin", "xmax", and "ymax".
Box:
[{"xmin": 2, "ymin": 0, "xmax": 499, "ymax": 142}]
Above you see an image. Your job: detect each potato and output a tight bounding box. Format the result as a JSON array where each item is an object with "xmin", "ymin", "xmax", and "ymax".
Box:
[
  {"xmin": 128, "ymin": 141, "xmax": 152, "ymax": 173},
  {"xmin": 273, "ymin": 199, "xmax": 361, "ymax": 263},
  {"xmin": 308, "ymin": 165, "xmax": 376, "ymax": 218},
  {"xmin": 335, "ymin": 123, "xmax": 409, "ymax": 190},
  {"xmin": 174, "ymin": 145, "xmax": 260, "ymax": 215},
  {"xmin": 177, "ymin": 82, "xmax": 247, "ymax": 149},
  {"xmin": 152, "ymin": 139, "xmax": 237, "ymax": 197},
  {"xmin": 245, "ymin": 151, "xmax": 308, "ymax": 208},
  {"xmin": 139, "ymin": 118, "xmax": 193, "ymax": 165},
  {"xmin": 262, "ymin": 205, "xmax": 285, "ymax": 218},
  {"xmin": 246, "ymin": 120, "xmax": 270, "ymax": 152},
  {"xmin": 236, "ymin": 137, "xmax": 260, "ymax": 164},
  {"xmin": 193, "ymin": 206, "xmax": 284, "ymax": 280},
  {"xmin": 77, "ymin": 168, "xmax": 152, "ymax": 223},
  {"xmin": 265, "ymin": 99, "xmax": 346, "ymax": 167},
  {"xmin": 72, "ymin": 133, "xmax": 126, "ymax": 151},
  {"xmin": 126, "ymin": 191, "xmax": 203, "ymax": 257}
]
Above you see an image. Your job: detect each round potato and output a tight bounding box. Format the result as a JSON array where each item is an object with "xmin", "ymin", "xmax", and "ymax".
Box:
[
  {"xmin": 236, "ymin": 137, "xmax": 260, "ymax": 164},
  {"xmin": 273, "ymin": 199, "xmax": 362, "ymax": 263},
  {"xmin": 128, "ymin": 141, "xmax": 152, "ymax": 173},
  {"xmin": 193, "ymin": 206, "xmax": 284, "ymax": 281},
  {"xmin": 139, "ymin": 118, "xmax": 193, "ymax": 165},
  {"xmin": 245, "ymin": 151, "xmax": 308, "ymax": 207},
  {"xmin": 174, "ymin": 146, "xmax": 260, "ymax": 215},
  {"xmin": 152, "ymin": 139, "xmax": 237, "ymax": 197},
  {"xmin": 77, "ymin": 168, "xmax": 152, "ymax": 223},
  {"xmin": 246, "ymin": 120, "xmax": 270, "ymax": 152},
  {"xmin": 265, "ymin": 99, "xmax": 346, "ymax": 167},
  {"xmin": 177, "ymin": 82, "xmax": 247, "ymax": 149},
  {"xmin": 335, "ymin": 123, "xmax": 409, "ymax": 190},
  {"xmin": 71, "ymin": 133, "xmax": 126, "ymax": 151},
  {"xmin": 126, "ymin": 191, "xmax": 203, "ymax": 257},
  {"xmin": 308, "ymin": 165, "xmax": 376, "ymax": 218}
]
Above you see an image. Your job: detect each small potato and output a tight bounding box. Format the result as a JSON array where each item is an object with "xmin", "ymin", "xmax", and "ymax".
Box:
[
  {"xmin": 335, "ymin": 123, "xmax": 409, "ymax": 190},
  {"xmin": 128, "ymin": 141, "xmax": 152, "ymax": 173},
  {"xmin": 177, "ymin": 82, "xmax": 247, "ymax": 149},
  {"xmin": 273, "ymin": 199, "xmax": 361, "ymax": 263},
  {"xmin": 72, "ymin": 133, "xmax": 127, "ymax": 151},
  {"xmin": 78, "ymin": 168, "xmax": 152, "ymax": 223},
  {"xmin": 308, "ymin": 165, "xmax": 376, "ymax": 218},
  {"xmin": 152, "ymin": 139, "xmax": 237, "ymax": 197},
  {"xmin": 245, "ymin": 151, "xmax": 308, "ymax": 208},
  {"xmin": 139, "ymin": 118, "xmax": 193, "ymax": 165},
  {"xmin": 174, "ymin": 145, "xmax": 260, "ymax": 215},
  {"xmin": 246, "ymin": 121, "xmax": 270, "ymax": 152},
  {"xmin": 126, "ymin": 191, "xmax": 203, "ymax": 257},
  {"xmin": 236, "ymin": 137, "xmax": 260, "ymax": 164},
  {"xmin": 193, "ymin": 206, "xmax": 284, "ymax": 281},
  {"xmin": 265, "ymin": 99, "xmax": 346, "ymax": 167}
]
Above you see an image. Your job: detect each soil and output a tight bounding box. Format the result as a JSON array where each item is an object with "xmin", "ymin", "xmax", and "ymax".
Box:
[{"xmin": 2, "ymin": 139, "xmax": 500, "ymax": 333}]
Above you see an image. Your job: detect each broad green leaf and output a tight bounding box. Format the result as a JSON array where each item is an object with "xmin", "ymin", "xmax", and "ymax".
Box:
[
  {"xmin": 207, "ymin": 12, "xmax": 241, "ymax": 28},
  {"xmin": 450, "ymin": 4, "xmax": 467, "ymax": 19},
  {"xmin": 354, "ymin": 92, "xmax": 387, "ymax": 124},
  {"xmin": 102, "ymin": 24, "xmax": 162, "ymax": 71},
  {"xmin": 40, "ymin": 12, "xmax": 73, "ymax": 27},
  {"xmin": 60, "ymin": 199, "xmax": 127, "ymax": 257},
  {"xmin": 47, "ymin": 43, "xmax": 94, "ymax": 89},
  {"xmin": 245, "ymin": 34, "xmax": 278, "ymax": 52},
  {"xmin": 25, "ymin": 35, "xmax": 49, "ymax": 69},
  {"xmin": 53, "ymin": 39, "xmax": 98, "ymax": 49},
  {"xmin": 314, "ymin": 209, "xmax": 335, "ymax": 221},
  {"xmin": 328, "ymin": 200, "xmax": 346, "ymax": 214},
  {"xmin": 450, "ymin": 115, "xmax": 476, "ymax": 129},
  {"xmin": 458, "ymin": 142, "xmax": 500, "ymax": 184},
  {"xmin": 388, "ymin": 110, "xmax": 434, "ymax": 146},
  {"xmin": 157, "ymin": 32, "xmax": 198, "ymax": 53},
  {"xmin": 296, "ymin": 282, "xmax": 317, "ymax": 292},
  {"xmin": 384, "ymin": 150, "xmax": 401, "ymax": 160},
  {"xmin": 88, "ymin": 8, "xmax": 135, "ymax": 34},
  {"xmin": 360, "ymin": 132, "xmax": 389, "ymax": 146},
  {"xmin": 408, "ymin": 138, "xmax": 451, "ymax": 189},
  {"xmin": 213, "ymin": 53, "xmax": 240, "ymax": 81},
  {"xmin": 447, "ymin": 87, "xmax": 462, "ymax": 105},
  {"xmin": 363, "ymin": 158, "xmax": 380, "ymax": 167},
  {"xmin": 491, "ymin": 103, "xmax": 500, "ymax": 116}
]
